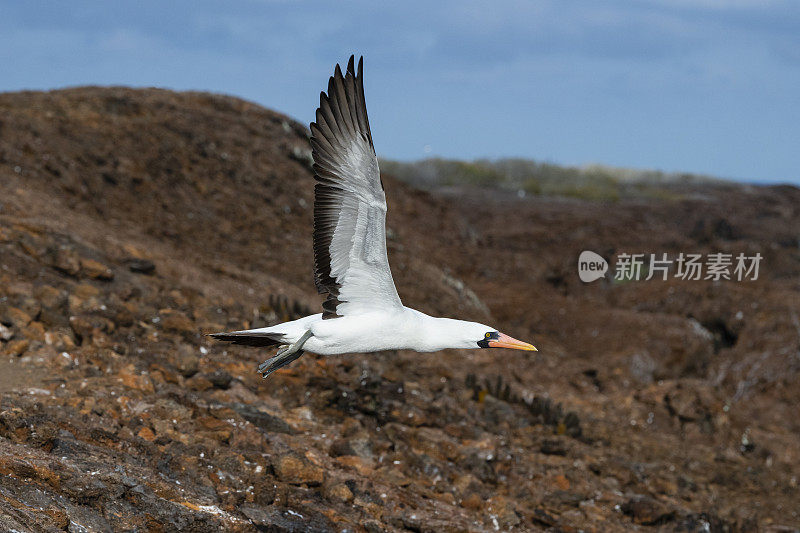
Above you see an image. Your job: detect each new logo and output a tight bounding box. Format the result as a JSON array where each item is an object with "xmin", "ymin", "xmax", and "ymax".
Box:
[{"xmin": 578, "ymin": 250, "xmax": 608, "ymax": 283}]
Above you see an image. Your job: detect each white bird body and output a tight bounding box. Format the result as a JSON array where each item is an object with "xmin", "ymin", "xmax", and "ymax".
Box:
[
  {"xmin": 212, "ymin": 56, "xmax": 536, "ymax": 377},
  {"xmin": 237, "ymin": 308, "xmax": 497, "ymax": 356}
]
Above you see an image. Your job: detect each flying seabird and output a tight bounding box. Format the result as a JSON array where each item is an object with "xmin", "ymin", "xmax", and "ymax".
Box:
[{"xmin": 212, "ymin": 56, "xmax": 537, "ymax": 378}]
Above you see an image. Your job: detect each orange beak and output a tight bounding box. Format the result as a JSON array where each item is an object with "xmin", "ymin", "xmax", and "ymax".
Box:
[{"xmin": 489, "ymin": 332, "xmax": 538, "ymax": 351}]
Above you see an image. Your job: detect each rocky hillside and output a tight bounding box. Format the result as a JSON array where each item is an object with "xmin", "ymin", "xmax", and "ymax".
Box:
[{"xmin": 0, "ymin": 87, "xmax": 798, "ymax": 531}]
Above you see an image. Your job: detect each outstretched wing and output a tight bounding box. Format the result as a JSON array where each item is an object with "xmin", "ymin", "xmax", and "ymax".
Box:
[{"xmin": 310, "ymin": 55, "xmax": 402, "ymax": 319}]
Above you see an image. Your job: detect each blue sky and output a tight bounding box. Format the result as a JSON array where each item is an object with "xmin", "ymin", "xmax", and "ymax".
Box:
[{"xmin": 1, "ymin": 1, "xmax": 798, "ymax": 184}]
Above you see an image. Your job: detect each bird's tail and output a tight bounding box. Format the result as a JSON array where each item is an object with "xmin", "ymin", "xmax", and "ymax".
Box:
[{"xmin": 208, "ymin": 330, "xmax": 286, "ymax": 347}]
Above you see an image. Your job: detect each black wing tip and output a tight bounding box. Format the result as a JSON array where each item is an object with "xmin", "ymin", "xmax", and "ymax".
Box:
[
  {"xmin": 336, "ymin": 55, "xmax": 362, "ymax": 80},
  {"xmin": 310, "ymin": 54, "xmax": 370, "ymax": 141},
  {"xmin": 325, "ymin": 54, "xmax": 366, "ymax": 94}
]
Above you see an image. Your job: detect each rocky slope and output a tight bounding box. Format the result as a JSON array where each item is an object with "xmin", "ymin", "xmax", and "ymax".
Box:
[{"xmin": 0, "ymin": 87, "xmax": 798, "ymax": 531}]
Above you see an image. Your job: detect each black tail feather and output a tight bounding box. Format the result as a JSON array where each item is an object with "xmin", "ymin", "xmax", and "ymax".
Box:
[{"xmin": 209, "ymin": 332, "xmax": 285, "ymax": 348}]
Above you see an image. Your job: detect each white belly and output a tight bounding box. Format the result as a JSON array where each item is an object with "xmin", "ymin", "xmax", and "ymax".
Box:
[{"xmin": 306, "ymin": 310, "xmax": 410, "ymax": 355}]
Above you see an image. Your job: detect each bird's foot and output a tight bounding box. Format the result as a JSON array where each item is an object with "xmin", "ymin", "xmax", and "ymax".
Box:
[
  {"xmin": 257, "ymin": 348, "xmax": 305, "ymax": 378},
  {"xmin": 275, "ymin": 345, "xmax": 292, "ymax": 357},
  {"xmin": 256, "ymin": 330, "xmax": 313, "ymax": 379}
]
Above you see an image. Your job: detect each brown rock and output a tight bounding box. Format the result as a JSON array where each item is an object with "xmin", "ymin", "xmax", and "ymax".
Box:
[
  {"xmin": 2, "ymin": 307, "xmax": 32, "ymax": 328},
  {"xmin": 68, "ymin": 284, "xmax": 105, "ymax": 314},
  {"xmin": 173, "ymin": 344, "xmax": 200, "ymax": 377},
  {"xmin": 44, "ymin": 329, "xmax": 76, "ymax": 351},
  {"xmin": 15, "ymin": 297, "xmax": 42, "ymax": 319},
  {"xmin": 375, "ymin": 467, "xmax": 411, "ymax": 487},
  {"xmin": 390, "ymin": 407, "xmax": 427, "ymax": 427},
  {"xmin": 340, "ymin": 417, "xmax": 363, "ymax": 437},
  {"xmin": 118, "ymin": 366, "xmax": 156, "ymax": 393},
  {"xmin": 324, "ymin": 482, "xmax": 354, "ymax": 503},
  {"xmin": 68, "ymin": 315, "xmax": 93, "ymax": 340},
  {"xmin": 198, "ymin": 416, "xmax": 232, "ymax": 442},
  {"xmin": 73, "ymin": 283, "xmax": 101, "ymax": 299},
  {"xmin": 80, "ymin": 258, "xmax": 114, "ymax": 281},
  {"xmin": 56, "ymin": 350, "xmax": 79, "ymax": 369},
  {"xmin": 239, "ymin": 504, "xmax": 334, "ymax": 530},
  {"xmin": 273, "ymin": 454, "xmax": 324, "ymax": 486},
  {"xmin": 541, "ymin": 438, "xmax": 568, "ymax": 456},
  {"xmin": 21, "ymin": 321, "xmax": 46, "ymax": 342},
  {"xmin": 160, "ymin": 309, "xmax": 195, "ymax": 334},
  {"xmin": 4, "ymin": 339, "xmax": 30, "ymax": 357},
  {"xmin": 0, "ymin": 456, "xmax": 60, "ymax": 486},
  {"xmin": 121, "ymin": 243, "xmax": 146, "ymax": 259},
  {"xmin": 39, "ymin": 306, "xmax": 69, "ymax": 327},
  {"xmin": 487, "ymin": 496, "xmax": 521, "ymax": 528},
  {"xmin": 112, "ymin": 306, "xmax": 135, "ymax": 327},
  {"xmin": 329, "ymin": 437, "xmax": 373, "ymax": 459},
  {"xmin": 229, "ymin": 403, "xmax": 296, "ymax": 435},
  {"xmin": 461, "ymin": 493, "xmax": 483, "ymax": 510},
  {"xmin": 334, "ymin": 455, "xmax": 374, "ymax": 476},
  {"xmin": 554, "ymin": 474, "xmax": 571, "ymax": 490},
  {"xmin": 149, "ymin": 363, "xmax": 181, "ymax": 384},
  {"xmin": 34, "ymin": 284, "xmax": 66, "ymax": 309},
  {"xmin": 228, "ymin": 424, "xmax": 266, "ymax": 449},
  {"xmin": 167, "ymin": 290, "xmax": 189, "ymax": 308},
  {"xmin": 205, "ymin": 369, "xmax": 232, "ymax": 389},
  {"xmin": 52, "ymin": 247, "xmax": 81, "ymax": 276},
  {"xmin": 186, "ymin": 375, "xmax": 213, "ymax": 391},
  {"xmin": 44, "ymin": 508, "xmax": 70, "ymax": 529},
  {"xmin": 137, "ymin": 427, "xmax": 156, "ymax": 442},
  {"xmin": 665, "ymin": 381, "xmax": 717, "ymax": 423},
  {"xmin": 437, "ymin": 492, "xmax": 456, "ymax": 505},
  {"xmin": 621, "ymin": 495, "xmax": 675, "ymax": 525},
  {"xmin": 128, "ymin": 258, "xmax": 155, "ymax": 275},
  {"xmin": 69, "ymin": 314, "xmax": 114, "ymax": 343},
  {"xmin": 453, "ymin": 474, "xmax": 481, "ymax": 497}
]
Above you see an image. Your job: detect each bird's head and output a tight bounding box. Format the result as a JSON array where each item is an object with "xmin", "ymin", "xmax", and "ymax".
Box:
[
  {"xmin": 476, "ymin": 329, "xmax": 537, "ymax": 351},
  {"xmin": 472, "ymin": 324, "xmax": 537, "ymax": 351},
  {"xmin": 432, "ymin": 318, "xmax": 537, "ymax": 352}
]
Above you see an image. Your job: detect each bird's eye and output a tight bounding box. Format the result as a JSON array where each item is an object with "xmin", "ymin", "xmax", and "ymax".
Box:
[{"xmin": 485, "ymin": 332, "xmax": 491, "ymax": 338}]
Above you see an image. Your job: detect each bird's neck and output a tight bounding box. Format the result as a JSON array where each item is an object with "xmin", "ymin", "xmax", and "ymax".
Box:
[{"xmin": 406, "ymin": 310, "xmax": 478, "ymax": 352}]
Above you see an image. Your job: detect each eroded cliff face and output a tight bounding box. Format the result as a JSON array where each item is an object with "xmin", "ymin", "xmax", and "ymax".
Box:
[{"xmin": 0, "ymin": 87, "xmax": 798, "ymax": 531}]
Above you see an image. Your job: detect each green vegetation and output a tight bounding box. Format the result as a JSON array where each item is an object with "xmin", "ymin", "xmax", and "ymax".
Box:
[{"xmin": 379, "ymin": 157, "xmax": 718, "ymax": 202}]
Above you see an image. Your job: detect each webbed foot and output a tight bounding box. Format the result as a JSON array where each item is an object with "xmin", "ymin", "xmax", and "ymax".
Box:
[{"xmin": 256, "ymin": 330, "xmax": 313, "ymax": 379}]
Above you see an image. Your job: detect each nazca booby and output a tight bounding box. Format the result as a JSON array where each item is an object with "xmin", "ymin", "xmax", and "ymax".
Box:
[{"xmin": 212, "ymin": 56, "xmax": 537, "ymax": 378}]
